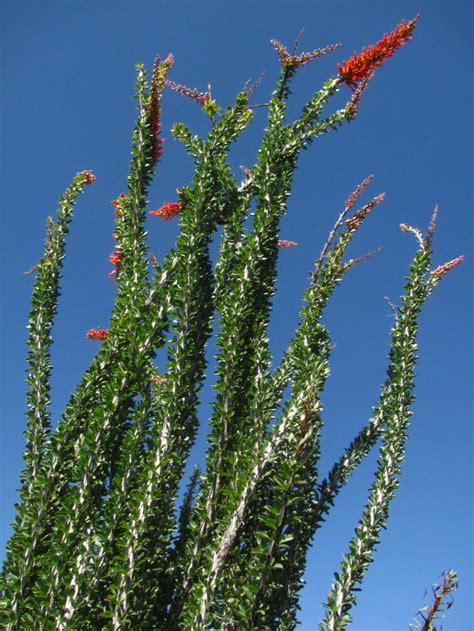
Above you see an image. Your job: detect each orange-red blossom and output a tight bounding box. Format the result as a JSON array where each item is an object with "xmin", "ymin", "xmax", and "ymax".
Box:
[
  {"xmin": 86, "ymin": 328, "xmax": 108, "ymax": 341},
  {"xmin": 149, "ymin": 202, "xmax": 182, "ymax": 221},
  {"xmin": 112, "ymin": 193, "xmax": 126, "ymax": 217},
  {"xmin": 338, "ymin": 15, "xmax": 419, "ymax": 87},
  {"xmin": 108, "ymin": 250, "xmax": 123, "ymax": 280}
]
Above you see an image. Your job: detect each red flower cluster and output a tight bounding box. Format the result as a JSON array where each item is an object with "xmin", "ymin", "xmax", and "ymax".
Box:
[
  {"xmin": 86, "ymin": 328, "xmax": 108, "ymax": 341},
  {"xmin": 338, "ymin": 15, "xmax": 419, "ymax": 87},
  {"xmin": 108, "ymin": 250, "xmax": 123, "ymax": 280},
  {"xmin": 76, "ymin": 170, "xmax": 96, "ymax": 185},
  {"xmin": 149, "ymin": 202, "xmax": 182, "ymax": 221},
  {"xmin": 112, "ymin": 193, "xmax": 126, "ymax": 217},
  {"xmin": 278, "ymin": 239, "xmax": 298, "ymax": 248}
]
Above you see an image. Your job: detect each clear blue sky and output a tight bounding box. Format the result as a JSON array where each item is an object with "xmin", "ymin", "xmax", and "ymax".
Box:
[{"xmin": 1, "ymin": 1, "xmax": 472, "ymax": 628}]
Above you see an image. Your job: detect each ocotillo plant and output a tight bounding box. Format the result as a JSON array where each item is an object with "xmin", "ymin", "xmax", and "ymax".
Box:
[{"xmin": 0, "ymin": 16, "xmax": 464, "ymax": 629}]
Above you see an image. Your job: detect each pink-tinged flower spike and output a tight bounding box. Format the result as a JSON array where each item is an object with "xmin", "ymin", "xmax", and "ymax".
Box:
[
  {"xmin": 86, "ymin": 328, "xmax": 108, "ymax": 341},
  {"xmin": 344, "ymin": 174, "xmax": 375, "ymax": 211},
  {"xmin": 338, "ymin": 15, "xmax": 420, "ymax": 88},
  {"xmin": 271, "ymin": 39, "xmax": 290, "ymax": 66},
  {"xmin": 346, "ymin": 193, "xmax": 385, "ymax": 231},
  {"xmin": 431, "ymin": 255, "xmax": 464, "ymax": 280},
  {"xmin": 165, "ymin": 79, "xmax": 211, "ymax": 105},
  {"xmin": 149, "ymin": 202, "xmax": 182, "ymax": 221},
  {"xmin": 277, "ymin": 239, "xmax": 298, "ymax": 247},
  {"xmin": 345, "ymin": 71, "xmax": 374, "ymax": 117},
  {"xmin": 76, "ymin": 170, "xmax": 96, "ymax": 185}
]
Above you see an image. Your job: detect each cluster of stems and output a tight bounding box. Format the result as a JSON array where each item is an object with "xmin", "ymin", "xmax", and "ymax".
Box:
[{"xmin": 0, "ymin": 18, "xmax": 462, "ymax": 630}]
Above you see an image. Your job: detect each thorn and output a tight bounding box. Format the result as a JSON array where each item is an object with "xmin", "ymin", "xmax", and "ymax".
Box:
[
  {"xmin": 384, "ymin": 296, "xmax": 398, "ymax": 319},
  {"xmin": 24, "ymin": 262, "xmax": 39, "ymax": 276},
  {"xmin": 339, "ymin": 245, "xmax": 382, "ymax": 274},
  {"xmin": 292, "ymin": 28, "xmax": 305, "ymax": 55},
  {"xmin": 244, "ymin": 70, "xmax": 266, "ymax": 97},
  {"xmin": 149, "ymin": 253, "xmax": 160, "ymax": 270}
]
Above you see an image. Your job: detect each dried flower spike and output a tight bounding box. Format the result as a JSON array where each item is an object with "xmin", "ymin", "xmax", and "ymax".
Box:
[
  {"xmin": 290, "ymin": 43, "xmax": 341, "ymax": 68},
  {"xmin": 149, "ymin": 202, "xmax": 182, "ymax": 221},
  {"xmin": 338, "ymin": 15, "xmax": 420, "ymax": 88},
  {"xmin": 165, "ymin": 79, "xmax": 210, "ymax": 106},
  {"xmin": 86, "ymin": 328, "xmax": 108, "ymax": 341},
  {"xmin": 271, "ymin": 38, "xmax": 340, "ymax": 68}
]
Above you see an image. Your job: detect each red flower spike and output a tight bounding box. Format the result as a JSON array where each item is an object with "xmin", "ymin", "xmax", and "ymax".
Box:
[
  {"xmin": 76, "ymin": 170, "xmax": 96, "ymax": 185},
  {"xmin": 149, "ymin": 202, "xmax": 182, "ymax": 221},
  {"xmin": 109, "ymin": 250, "xmax": 123, "ymax": 267},
  {"xmin": 86, "ymin": 328, "xmax": 108, "ymax": 341},
  {"xmin": 338, "ymin": 15, "xmax": 420, "ymax": 88},
  {"xmin": 278, "ymin": 240, "xmax": 298, "ymax": 248}
]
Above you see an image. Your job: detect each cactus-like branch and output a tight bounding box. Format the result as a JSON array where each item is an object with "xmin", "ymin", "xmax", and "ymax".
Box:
[{"xmin": 2, "ymin": 18, "xmax": 462, "ymax": 631}]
